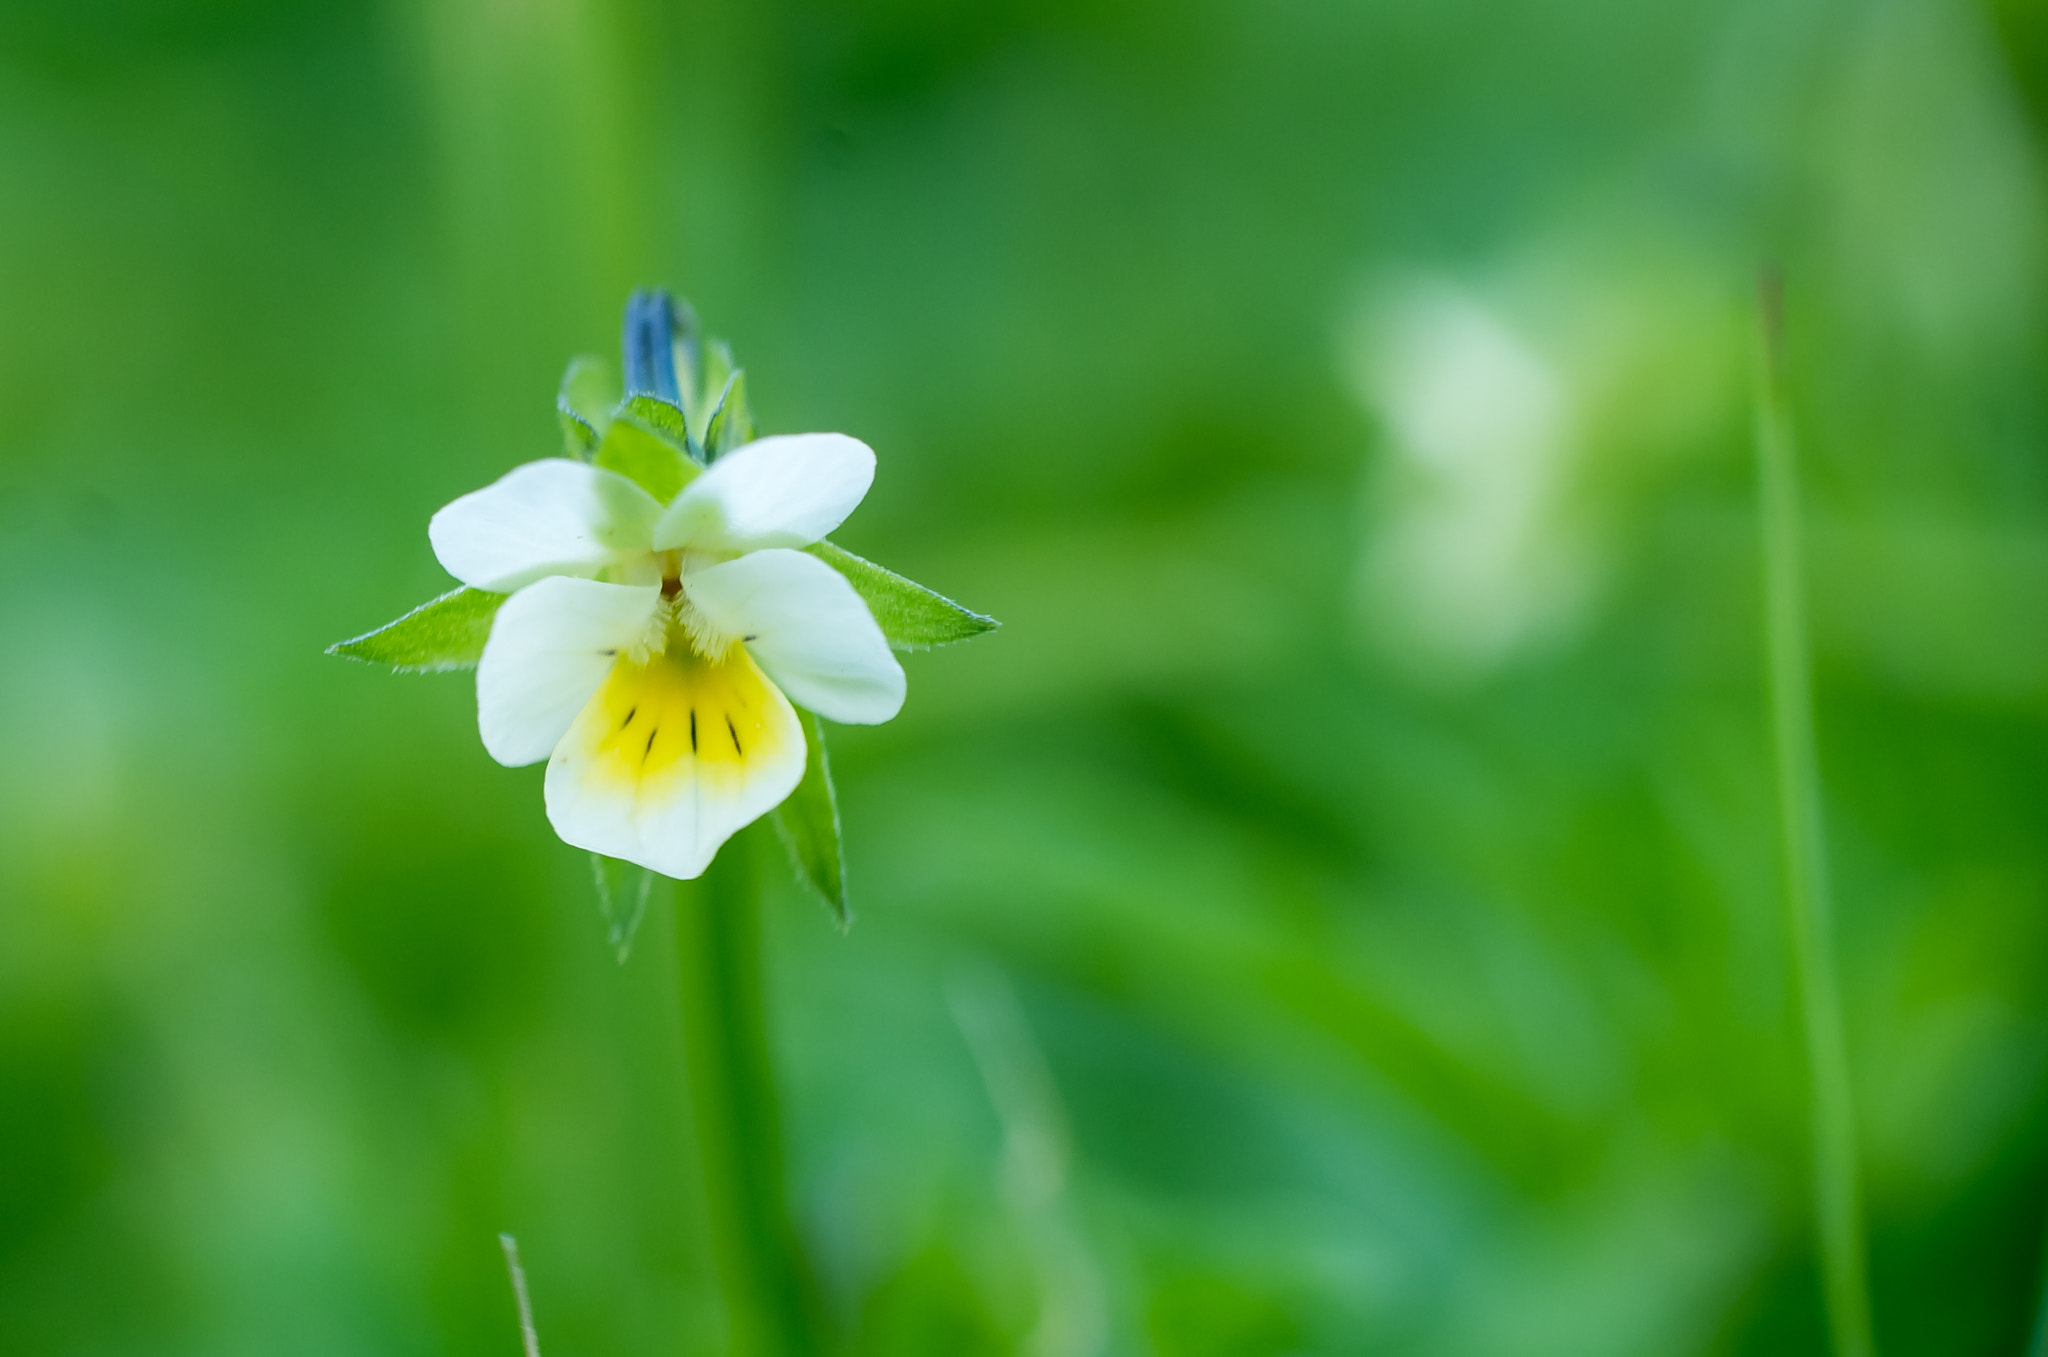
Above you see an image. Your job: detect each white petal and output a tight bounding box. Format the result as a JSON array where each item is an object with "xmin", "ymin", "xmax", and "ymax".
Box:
[
  {"xmin": 476, "ymin": 577, "xmax": 661, "ymax": 766},
  {"xmin": 430, "ymin": 459, "xmax": 664, "ymax": 592},
  {"xmin": 650, "ymin": 434, "xmax": 874, "ymax": 554},
  {"xmin": 544, "ymin": 646, "xmax": 805, "ymax": 879},
  {"xmin": 684, "ymin": 548, "xmax": 905, "ymax": 724}
]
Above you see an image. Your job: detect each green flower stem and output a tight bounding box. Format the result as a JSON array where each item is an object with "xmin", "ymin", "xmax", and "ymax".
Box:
[
  {"xmin": 674, "ymin": 829, "xmax": 820, "ymax": 1357},
  {"xmin": 1755, "ymin": 276, "xmax": 1877, "ymax": 1357}
]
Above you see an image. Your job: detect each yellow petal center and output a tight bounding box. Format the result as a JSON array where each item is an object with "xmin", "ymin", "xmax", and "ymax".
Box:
[{"xmin": 581, "ymin": 641, "xmax": 790, "ymax": 785}]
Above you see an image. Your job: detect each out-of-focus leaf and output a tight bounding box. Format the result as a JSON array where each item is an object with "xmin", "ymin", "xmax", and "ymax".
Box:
[
  {"xmin": 596, "ymin": 413, "xmax": 698, "ymax": 503},
  {"xmin": 590, "ymin": 853, "xmax": 658, "ymax": 962},
  {"xmin": 704, "ymin": 369, "xmax": 755, "ymax": 458},
  {"xmin": 807, "ymin": 541, "xmax": 1000, "ymax": 650},
  {"xmin": 326, "ymin": 587, "xmax": 506, "ymax": 672},
  {"xmin": 559, "ymin": 407, "xmax": 600, "ymax": 461},
  {"xmin": 559, "ymin": 355, "xmax": 616, "ymax": 431},
  {"xmin": 772, "ymin": 709, "xmax": 849, "ymax": 928},
  {"xmin": 666, "ymin": 296, "xmax": 702, "ymax": 411},
  {"xmin": 559, "ymin": 356, "xmax": 616, "ymax": 460},
  {"xmin": 619, "ymin": 393, "xmax": 696, "ymax": 458},
  {"xmin": 685, "ymin": 338, "xmax": 735, "ymax": 447}
]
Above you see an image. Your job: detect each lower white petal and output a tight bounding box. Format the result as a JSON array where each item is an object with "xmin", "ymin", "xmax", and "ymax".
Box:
[
  {"xmin": 543, "ymin": 645, "xmax": 805, "ymax": 879},
  {"xmin": 683, "ymin": 548, "xmax": 906, "ymax": 725},
  {"xmin": 476, "ymin": 577, "xmax": 662, "ymax": 766}
]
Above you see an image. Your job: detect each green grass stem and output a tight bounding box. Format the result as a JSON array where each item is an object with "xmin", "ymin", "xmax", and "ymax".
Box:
[
  {"xmin": 1755, "ymin": 275, "xmax": 1877, "ymax": 1357},
  {"xmin": 674, "ymin": 830, "xmax": 821, "ymax": 1357},
  {"xmin": 497, "ymin": 1234, "xmax": 542, "ymax": 1357}
]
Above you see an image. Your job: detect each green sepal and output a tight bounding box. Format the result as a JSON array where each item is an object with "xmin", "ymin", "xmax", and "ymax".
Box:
[
  {"xmin": 771, "ymin": 709, "xmax": 849, "ymax": 929},
  {"xmin": 559, "ymin": 407, "xmax": 601, "ymax": 460},
  {"xmin": 590, "ymin": 853, "xmax": 658, "ymax": 962},
  {"xmin": 684, "ymin": 339, "xmax": 735, "ymax": 447},
  {"xmin": 666, "ymin": 299, "xmax": 703, "ymax": 422},
  {"xmin": 558, "ymin": 355, "xmax": 616, "ymax": 459},
  {"xmin": 704, "ymin": 368, "xmax": 755, "ymax": 458},
  {"xmin": 596, "ymin": 412, "xmax": 699, "ymax": 502},
  {"xmin": 618, "ymin": 393, "xmax": 697, "ymax": 459},
  {"xmin": 326, "ymin": 586, "xmax": 507, "ymax": 672},
  {"xmin": 806, "ymin": 541, "xmax": 999, "ymax": 650}
]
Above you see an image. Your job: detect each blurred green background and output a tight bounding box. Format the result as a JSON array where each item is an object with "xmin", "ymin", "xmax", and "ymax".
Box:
[{"xmin": 7, "ymin": 0, "xmax": 2048, "ymax": 1353}]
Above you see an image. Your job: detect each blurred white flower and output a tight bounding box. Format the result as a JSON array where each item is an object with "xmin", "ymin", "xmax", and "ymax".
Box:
[
  {"xmin": 1345, "ymin": 277, "xmax": 1590, "ymax": 677},
  {"xmin": 429, "ymin": 434, "xmax": 904, "ymax": 878}
]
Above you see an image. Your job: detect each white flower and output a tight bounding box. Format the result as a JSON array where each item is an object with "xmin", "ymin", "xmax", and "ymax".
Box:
[{"xmin": 427, "ymin": 434, "xmax": 904, "ymax": 879}]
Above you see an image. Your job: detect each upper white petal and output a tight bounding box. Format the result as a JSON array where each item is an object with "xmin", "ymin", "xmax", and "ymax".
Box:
[
  {"xmin": 475, "ymin": 577, "xmax": 661, "ymax": 766},
  {"xmin": 684, "ymin": 548, "xmax": 905, "ymax": 724},
  {"xmin": 650, "ymin": 434, "xmax": 874, "ymax": 554},
  {"xmin": 430, "ymin": 459, "xmax": 664, "ymax": 592}
]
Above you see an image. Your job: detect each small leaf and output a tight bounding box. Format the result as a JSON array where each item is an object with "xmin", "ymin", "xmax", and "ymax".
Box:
[
  {"xmin": 590, "ymin": 853, "xmax": 658, "ymax": 962},
  {"xmin": 596, "ymin": 413, "xmax": 699, "ymax": 503},
  {"xmin": 703, "ymin": 368, "xmax": 755, "ymax": 459},
  {"xmin": 619, "ymin": 393, "xmax": 696, "ymax": 457},
  {"xmin": 327, "ymin": 587, "xmax": 507, "ymax": 672},
  {"xmin": 772, "ymin": 710, "xmax": 849, "ymax": 928},
  {"xmin": 806, "ymin": 541, "xmax": 1000, "ymax": 650}
]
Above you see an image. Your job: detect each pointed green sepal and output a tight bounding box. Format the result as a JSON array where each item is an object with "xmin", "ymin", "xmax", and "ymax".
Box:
[
  {"xmin": 806, "ymin": 541, "xmax": 999, "ymax": 650},
  {"xmin": 560, "ymin": 354, "xmax": 618, "ymax": 424},
  {"xmin": 558, "ymin": 355, "xmax": 616, "ymax": 459},
  {"xmin": 326, "ymin": 586, "xmax": 507, "ymax": 672},
  {"xmin": 559, "ymin": 407, "xmax": 601, "ymax": 460},
  {"xmin": 664, "ymin": 296, "xmax": 703, "ymax": 406},
  {"xmin": 618, "ymin": 393, "xmax": 697, "ymax": 459},
  {"xmin": 596, "ymin": 411, "xmax": 699, "ymax": 503},
  {"xmin": 704, "ymin": 369, "xmax": 755, "ymax": 459},
  {"xmin": 684, "ymin": 338, "xmax": 735, "ymax": 447},
  {"xmin": 772, "ymin": 709, "xmax": 849, "ymax": 929},
  {"xmin": 590, "ymin": 852, "xmax": 658, "ymax": 962}
]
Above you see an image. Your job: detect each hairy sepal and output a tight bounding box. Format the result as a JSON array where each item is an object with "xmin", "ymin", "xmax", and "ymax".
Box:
[
  {"xmin": 805, "ymin": 541, "xmax": 999, "ymax": 650},
  {"xmin": 704, "ymin": 368, "xmax": 755, "ymax": 459},
  {"xmin": 618, "ymin": 393, "xmax": 697, "ymax": 459},
  {"xmin": 772, "ymin": 709, "xmax": 849, "ymax": 929},
  {"xmin": 685, "ymin": 339, "xmax": 735, "ymax": 447},
  {"xmin": 596, "ymin": 410, "xmax": 699, "ymax": 503},
  {"xmin": 558, "ymin": 355, "xmax": 616, "ymax": 459},
  {"xmin": 327, "ymin": 586, "xmax": 507, "ymax": 672}
]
